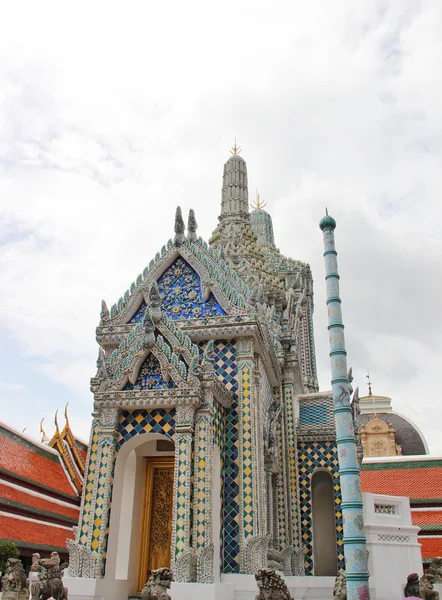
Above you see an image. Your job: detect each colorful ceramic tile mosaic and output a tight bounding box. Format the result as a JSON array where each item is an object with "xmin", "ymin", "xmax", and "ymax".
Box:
[
  {"xmin": 202, "ymin": 339, "xmax": 240, "ymax": 573},
  {"xmin": 299, "ymin": 404, "xmax": 328, "ymax": 425},
  {"xmin": 240, "ymin": 363, "xmax": 254, "ymax": 537},
  {"xmin": 79, "ymin": 422, "xmax": 100, "ymax": 546},
  {"xmin": 124, "ymin": 354, "xmax": 175, "ymax": 391},
  {"xmin": 129, "ymin": 300, "xmax": 147, "ymax": 323},
  {"xmin": 157, "ymin": 257, "xmax": 226, "ymax": 320},
  {"xmin": 297, "ymin": 441, "xmax": 344, "ymax": 574},
  {"xmin": 117, "ymin": 409, "xmax": 176, "ymax": 448}
]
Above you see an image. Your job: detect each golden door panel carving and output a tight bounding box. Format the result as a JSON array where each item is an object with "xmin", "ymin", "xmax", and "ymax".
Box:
[{"xmin": 138, "ymin": 458, "xmax": 174, "ymax": 591}]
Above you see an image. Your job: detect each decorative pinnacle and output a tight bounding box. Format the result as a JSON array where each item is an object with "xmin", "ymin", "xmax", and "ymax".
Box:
[
  {"xmin": 250, "ymin": 190, "xmax": 267, "ymax": 210},
  {"xmin": 40, "ymin": 418, "xmax": 49, "ymax": 443},
  {"xmin": 64, "ymin": 403, "xmax": 70, "ymax": 425},
  {"xmin": 319, "ymin": 208, "xmax": 337, "ymax": 231},
  {"xmin": 366, "ymin": 371, "xmax": 373, "ymax": 396},
  {"xmin": 230, "ymin": 138, "xmax": 242, "ymax": 156},
  {"xmin": 54, "ymin": 409, "xmax": 60, "ymax": 433}
]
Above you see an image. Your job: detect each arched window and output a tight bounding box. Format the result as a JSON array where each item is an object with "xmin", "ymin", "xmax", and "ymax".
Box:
[{"xmin": 311, "ymin": 469, "xmax": 338, "ymax": 576}]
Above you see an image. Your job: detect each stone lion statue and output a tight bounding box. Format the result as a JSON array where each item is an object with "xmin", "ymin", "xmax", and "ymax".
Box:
[
  {"xmin": 428, "ymin": 558, "xmax": 442, "ymax": 582},
  {"xmin": 141, "ymin": 567, "xmax": 173, "ymax": 600},
  {"xmin": 419, "ymin": 574, "xmax": 440, "ymax": 600},
  {"xmin": 1, "ymin": 558, "xmax": 29, "ymax": 600},
  {"xmin": 254, "ymin": 568, "xmax": 293, "ymax": 600},
  {"xmin": 404, "ymin": 572, "xmax": 420, "ymax": 598},
  {"xmin": 333, "ymin": 569, "xmax": 347, "ymax": 600},
  {"xmin": 30, "ymin": 552, "xmax": 68, "ymax": 600}
]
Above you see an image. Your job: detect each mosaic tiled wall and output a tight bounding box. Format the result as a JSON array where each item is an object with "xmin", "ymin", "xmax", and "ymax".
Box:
[
  {"xmin": 299, "ymin": 405, "xmax": 328, "ymax": 426},
  {"xmin": 298, "ymin": 395, "xmax": 334, "ymax": 427},
  {"xmin": 79, "ymin": 421, "xmax": 100, "ymax": 546},
  {"xmin": 297, "ymin": 441, "xmax": 344, "ymax": 574},
  {"xmin": 205, "ymin": 339, "xmax": 240, "ymax": 573},
  {"xmin": 117, "ymin": 409, "xmax": 176, "ymax": 448}
]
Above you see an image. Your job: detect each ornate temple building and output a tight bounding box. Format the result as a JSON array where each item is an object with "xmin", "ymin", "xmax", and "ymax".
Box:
[
  {"xmin": 0, "ymin": 412, "xmax": 86, "ymax": 568},
  {"xmin": 3, "ymin": 149, "xmax": 432, "ymax": 600},
  {"xmin": 63, "ymin": 149, "xmax": 363, "ymax": 599}
]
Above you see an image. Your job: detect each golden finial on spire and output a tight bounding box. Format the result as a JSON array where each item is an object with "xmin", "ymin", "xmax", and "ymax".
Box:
[
  {"xmin": 250, "ymin": 189, "xmax": 267, "ymax": 210},
  {"xmin": 64, "ymin": 403, "xmax": 70, "ymax": 425},
  {"xmin": 230, "ymin": 138, "xmax": 242, "ymax": 156}
]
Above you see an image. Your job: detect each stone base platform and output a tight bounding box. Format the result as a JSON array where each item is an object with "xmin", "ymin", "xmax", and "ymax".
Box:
[{"xmin": 63, "ymin": 574, "xmax": 337, "ymax": 600}]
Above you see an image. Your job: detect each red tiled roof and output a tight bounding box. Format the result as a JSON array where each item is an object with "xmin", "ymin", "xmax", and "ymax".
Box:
[
  {"xmin": 420, "ymin": 537, "xmax": 442, "ymax": 560},
  {"xmin": 0, "ymin": 426, "xmax": 78, "ymax": 499},
  {"xmin": 0, "ymin": 513, "xmax": 74, "ymax": 551},
  {"xmin": 0, "ymin": 482, "xmax": 79, "ymax": 521},
  {"xmin": 361, "ymin": 466, "xmax": 442, "ymax": 500},
  {"xmin": 412, "ymin": 511, "xmax": 442, "ymax": 527}
]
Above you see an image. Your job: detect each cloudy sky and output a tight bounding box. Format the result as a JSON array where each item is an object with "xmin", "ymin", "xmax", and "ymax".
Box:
[{"xmin": 0, "ymin": 1, "xmax": 441, "ymax": 452}]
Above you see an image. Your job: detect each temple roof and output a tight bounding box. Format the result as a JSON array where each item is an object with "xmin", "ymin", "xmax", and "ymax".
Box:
[
  {"xmin": 420, "ymin": 537, "xmax": 442, "ymax": 563},
  {"xmin": 0, "ymin": 423, "xmax": 79, "ymax": 500},
  {"xmin": 0, "ymin": 512, "xmax": 74, "ymax": 554},
  {"xmin": 0, "ymin": 420, "xmax": 80, "ymax": 556},
  {"xmin": 361, "ymin": 457, "xmax": 442, "ymax": 502}
]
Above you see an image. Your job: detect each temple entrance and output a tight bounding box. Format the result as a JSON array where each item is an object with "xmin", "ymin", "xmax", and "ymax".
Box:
[{"xmin": 137, "ymin": 457, "xmax": 175, "ymax": 591}]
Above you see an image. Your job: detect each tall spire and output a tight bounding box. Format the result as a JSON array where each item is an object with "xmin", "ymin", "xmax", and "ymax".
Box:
[
  {"xmin": 320, "ymin": 212, "xmax": 369, "ymax": 600},
  {"xmin": 220, "ymin": 143, "xmax": 249, "ymax": 219}
]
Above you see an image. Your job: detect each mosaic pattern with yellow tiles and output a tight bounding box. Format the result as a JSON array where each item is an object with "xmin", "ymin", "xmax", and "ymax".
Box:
[
  {"xmin": 297, "ymin": 441, "xmax": 344, "ymax": 574},
  {"xmin": 117, "ymin": 408, "xmax": 175, "ymax": 447},
  {"xmin": 79, "ymin": 421, "xmax": 100, "ymax": 546},
  {"xmin": 276, "ymin": 415, "xmax": 287, "ymax": 548},
  {"xmin": 91, "ymin": 439, "xmax": 116, "ymax": 552},
  {"xmin": 194, "ymin": 414, "xmax": 212, "ymax": 550},
  {"xmin": 283, "ymin": 383, "xmax": 299, "ymax": 544},
  {"xmin": 174, "ymin": 432, "xmax": 192, "ymax": 556},
  {"xmin": 239, "ymin": 362, "xmax": 254, "ymax": 538}
]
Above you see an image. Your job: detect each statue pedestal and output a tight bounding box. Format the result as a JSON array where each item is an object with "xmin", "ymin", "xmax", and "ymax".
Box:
[{"xmin": 1, "ymin": 592, "xmax": 29, "ymax": 600}]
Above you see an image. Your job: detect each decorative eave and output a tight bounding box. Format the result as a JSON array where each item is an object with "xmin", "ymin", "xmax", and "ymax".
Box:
[
  {"xmin": 60, "ymin": 406, "xmax": 85, "ymax": 476},
  {"xmin": 100, "ymin": 232, "xmax": 252, "ymax": 328},
  {"xmin": 48, "ymin": 414, "xmax": 83, "ymax": 494},
  {"xmin": 296, "ymin": 426, "xmax": 337, "ymax": 443},
  {"xmin": 93, "ymin": 387, "xmax": 204, "ymax": 410}
]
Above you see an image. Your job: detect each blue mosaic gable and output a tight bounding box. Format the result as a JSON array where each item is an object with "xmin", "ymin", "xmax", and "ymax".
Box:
[
  {"xmin": 124, "ymin": 353, "xmax": 175, "ymax": 391},
  {"xmin": 299, "ymin": 404, "xmax": 328, "ymax": 425},
  {"xmin": 157, "ymin": 257, "xmax": 226, "ymax": 320},
  {"xmin": 129, "ymin": 300, "xmax": 147, "ymax": 323}
]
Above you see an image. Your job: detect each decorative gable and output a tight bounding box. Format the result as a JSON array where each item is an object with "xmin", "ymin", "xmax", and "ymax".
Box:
[
  {"xmin": 157, "ymin": 257, "xmax": 226, "ymax": 320},
  {"xmin": 124, "ymin": 353, "xmax": 175, "ymax": 391}
]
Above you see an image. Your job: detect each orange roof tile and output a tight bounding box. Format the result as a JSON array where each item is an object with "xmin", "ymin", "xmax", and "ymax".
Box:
[
  {"xmin": 0, "ymin": 482, "xmax": 79, "ymax": 522},
  {"xmin": 361, "ymin": 466, "xmax": 442, "ymax": 501},
  {"xmin": 0, "ymin": 513, "xmax": 74, "ymax": 551},
  {"xmin": 420, "ymin": 537, "xmax": 442, "ymax": 560},
  {"xmin": 412, "ymin": 511, "xmax": 442, "ymax": 527},
  {"xmin": 0, "ymin": 426, "xmax": 78, "ymax": 499}
]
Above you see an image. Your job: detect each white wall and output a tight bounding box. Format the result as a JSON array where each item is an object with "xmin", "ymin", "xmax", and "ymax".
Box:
[{"xmin": 363, "ymin": 492, "xmax": 422, "ymax": 600}]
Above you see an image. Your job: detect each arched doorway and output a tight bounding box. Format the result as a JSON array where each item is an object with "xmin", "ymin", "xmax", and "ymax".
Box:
[
  {"xmin": 104, "ymin": 433, "xmax": 175, "ymax": 594},
  {"xmin": 311, "ymin": 469, "xmax": 337, "ymax": 576}
]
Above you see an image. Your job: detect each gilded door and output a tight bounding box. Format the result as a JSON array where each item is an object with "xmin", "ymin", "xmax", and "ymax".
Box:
[{"xmin": 138, "ymin": 457, "xmax": 174, "ymax": 591}]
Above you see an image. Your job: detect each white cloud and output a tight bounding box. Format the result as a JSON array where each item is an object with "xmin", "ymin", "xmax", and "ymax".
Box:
[{"xmin": 0, "ymin": 1, "xmax": 441, "ymax": 452}]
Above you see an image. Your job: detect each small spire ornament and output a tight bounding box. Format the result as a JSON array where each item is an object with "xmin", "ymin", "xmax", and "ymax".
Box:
[
  {"xmin": 230, "ymin": 138, "xmax": 242, "ymax": 155},
  {"xmin": 250, "ymin": 190, "xmax": 267, "ymax": 210}
]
